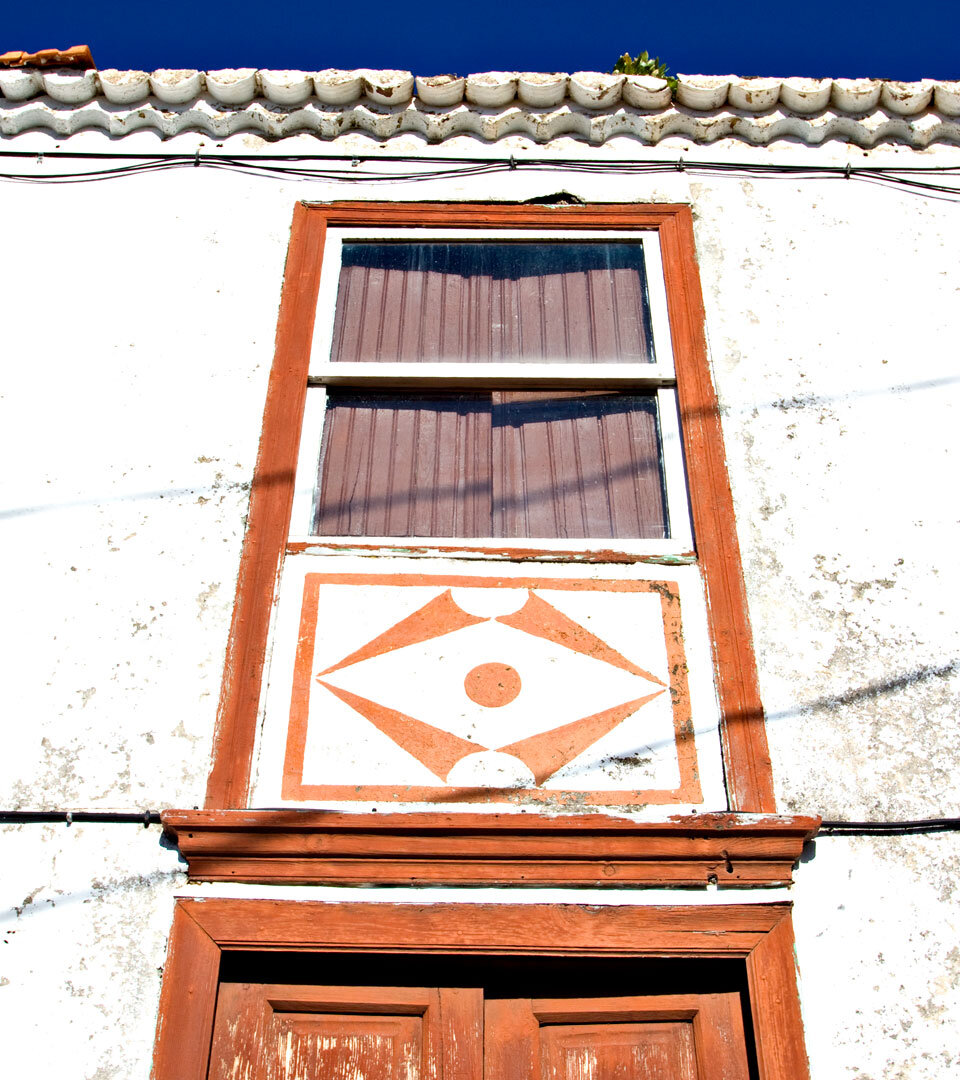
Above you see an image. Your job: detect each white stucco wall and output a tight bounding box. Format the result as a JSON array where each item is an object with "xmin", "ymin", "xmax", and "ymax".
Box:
[{"xmin": 1, "ymin": 129, "xmax": 958, "ymax": 1078}]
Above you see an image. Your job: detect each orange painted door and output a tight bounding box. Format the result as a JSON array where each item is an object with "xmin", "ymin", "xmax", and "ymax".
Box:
[
  {"xmin": 209, "ymin": 984, "xmax": 748, "ymax": 1080},
  {"xmin": 208, "ymin": 984, "xmax": 482, "ymax": 1080},
  {"xmin": 486, "ymin": 994, "xmax": 749, "ymax": 1080}
]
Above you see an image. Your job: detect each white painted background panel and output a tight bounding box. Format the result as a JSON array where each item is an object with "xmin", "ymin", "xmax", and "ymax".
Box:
[{"xmin": 250, "ymin": 558, "xmax": 722, "ymax": 808}]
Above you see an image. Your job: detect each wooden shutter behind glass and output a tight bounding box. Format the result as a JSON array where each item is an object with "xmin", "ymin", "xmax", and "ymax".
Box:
[
  {"xmin": 314, "ymin": 393, "xmax": 493, "ymax": 538},
  {"xmin": 314, "ymin": 392, "xmax": 667, "ymax": 540},
  {"xmin": 331, "ymin": 243, "xmax": 655, "ymax": 365},
  {"xmin": 493, "ymin": 391, "xmax": 666, "ymax": 539}
]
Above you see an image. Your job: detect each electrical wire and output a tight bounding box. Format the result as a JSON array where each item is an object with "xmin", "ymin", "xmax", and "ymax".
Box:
[
  {"xmin": 0, "ymin": 149, "xmax": 958, "ymax": 200},
  {"xmin": 818, "ymin": 817, "xmax": 960, "ymax": 836},
  {"xmin": 1, "ymin": 810, "xmax": 161, "ymax": 826},
  {"xmin": 1, "ymin": 809, "xmax": 959, "ymax": 835}
]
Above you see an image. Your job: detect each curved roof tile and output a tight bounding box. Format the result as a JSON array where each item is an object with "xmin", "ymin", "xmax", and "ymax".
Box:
[{"xmin": 1, "ymin": 68, "xmax": 959, "ymax": 145}]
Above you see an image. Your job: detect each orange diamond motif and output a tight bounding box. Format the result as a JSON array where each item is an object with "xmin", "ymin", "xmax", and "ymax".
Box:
[{"xmin": 281, "ymin": 573, "xmax": 703, "ymax": 806}]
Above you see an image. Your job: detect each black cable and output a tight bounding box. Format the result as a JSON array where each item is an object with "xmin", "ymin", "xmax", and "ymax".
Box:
[
  {"xmin": 819, "ymin": 817, "xmax": 960, "ymax": 836},
  {"xmin": 0, "ymin": 148, "xmax": 957, "ymax": 173},
  {"xmin": 0, "ymin": 810, "xmax": 161, "ymax": 826},
  {"xmin": 0, "ymin": 151, "xmax": 958, "ymax": 199},
  {"xmin": 2, "ymin": 809, "xmax": 958, "ymax": 835}
]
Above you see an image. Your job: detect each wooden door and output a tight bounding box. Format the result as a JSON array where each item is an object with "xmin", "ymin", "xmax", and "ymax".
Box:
[
  {"xmin": 209, "ymin": 984, "xmax": 748, "ymax": 1080},
  {"xmin": 486, "ymin": 994, "xmax": 749, "ymax": 1080}
]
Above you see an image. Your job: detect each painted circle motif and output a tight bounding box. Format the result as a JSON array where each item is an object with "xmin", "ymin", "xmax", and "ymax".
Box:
[{"xmin": 463, "ymin": 662, "xmax": 522, "ymax": 708}]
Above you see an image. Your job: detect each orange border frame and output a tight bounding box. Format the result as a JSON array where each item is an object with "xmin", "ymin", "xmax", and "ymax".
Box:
[
  {"xmin": 204, "ymin": 203, "xmax": 775, "ymax": 812},
  {"xmin": 152, "ymin": 899, "xmax": 808, "ymax": 1080},
  {"xmin": 282, "ymin": 572, "xmax": 700, "ymax": 805}
]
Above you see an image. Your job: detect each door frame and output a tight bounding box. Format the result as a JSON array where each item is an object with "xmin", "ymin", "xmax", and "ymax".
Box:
[{"xmin": 152, "ymin": 899, "xmax": 808, "ymax": 1080}]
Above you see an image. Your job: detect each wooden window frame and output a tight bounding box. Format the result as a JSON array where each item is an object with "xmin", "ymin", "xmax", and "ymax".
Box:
[
  {"xmin": 204, "ymin": 202, "xmax": 774, "ymax": 814},
  {"xmin": 297, "ymin": 225, "xmax": 689, "ymax": 556},
  {"xmin": 152, "ymin": 898, "xmax": 809, "ymax": 1080},
  {"xmin": 298, "ymin": 387, "xmax": 687, "ymax": 557}
]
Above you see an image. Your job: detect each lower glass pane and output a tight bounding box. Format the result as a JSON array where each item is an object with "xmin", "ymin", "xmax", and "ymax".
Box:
[{"xmin": 313, "ymin": 390, "xmax": 668, "ymax": 540}]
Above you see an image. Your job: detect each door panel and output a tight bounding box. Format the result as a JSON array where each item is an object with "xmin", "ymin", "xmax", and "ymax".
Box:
[
  {"xmin": 269, "ymin": 1014, "xmax": 422, "ymax": 1080},
  {"xmin": 486, "ymin": 994, "xmax": 748, "ymax": 1080},
  {"xmin": 541, "ymin": 1023, "xmax": 696, "ymax": 1080},
  {"xmin": 209, "ymin": 984, "xmax": 482, "ymax": 1080}
]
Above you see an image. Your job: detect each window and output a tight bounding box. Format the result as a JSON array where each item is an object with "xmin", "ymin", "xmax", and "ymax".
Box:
[
  {"xmin": 253, "ymin": 225, "xmax": 724, "ymax": 811},
  {"xmin": 292, "ymin": 229, "xmax": 689, "ymax": 554},
  {"xmin": 205, "ymin": 204, "xmax": 775, "ymax": 816}
]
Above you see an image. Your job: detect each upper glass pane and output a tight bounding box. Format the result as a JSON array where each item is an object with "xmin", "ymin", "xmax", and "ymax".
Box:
[{"xmin": 330, "ymin": 242, "xmax": 656, "ymax": 365}]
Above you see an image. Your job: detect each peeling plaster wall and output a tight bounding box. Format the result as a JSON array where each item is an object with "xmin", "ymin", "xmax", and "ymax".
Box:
[
  {"xmin": 687, "ymin": 161, "xmax": 960, "ymax": 1077},
  {"xmin": 1, "ymin": 130, "xmax": 958, "ymax": 1078},
  {"xmin": 792, "ymin": 835, "xmax": 960, "ymax": 1078},
  {"xmin": 0, "ymin": 166, "xmax": 299, "ymax": 810},
  {"xmin": 0, "ymin": 824, "xmax": 184, "ymax": 1079},
  {"xmin": 689, "ymin": 172, "xmax": 960, "ymax": 823}
]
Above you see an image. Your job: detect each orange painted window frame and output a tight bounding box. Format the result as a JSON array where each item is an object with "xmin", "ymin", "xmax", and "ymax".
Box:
[
  {"xmin": 152, "ymin": 899, "xmax": 809, "ymax": 1080},
  {"xmin": 204, "ymin": 202, "xmax": 775, "ymax": 813}
]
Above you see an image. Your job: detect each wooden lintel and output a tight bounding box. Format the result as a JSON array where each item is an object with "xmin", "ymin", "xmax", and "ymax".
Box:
[{"xmin": 163, "ymin": 809, "xmax": 820, "ymax": 888}]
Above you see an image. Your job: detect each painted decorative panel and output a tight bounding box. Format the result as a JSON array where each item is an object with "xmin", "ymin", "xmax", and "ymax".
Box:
[{"xmin": 253, "ymin": 560, "xmax": 726, "ymax": 813}]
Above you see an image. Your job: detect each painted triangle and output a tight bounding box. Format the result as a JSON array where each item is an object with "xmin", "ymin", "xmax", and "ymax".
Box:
[
  {"xmin": 496, "ymin": 590, "xmax": 666, "ymax": 685},
  {"xmin": 319, "ymin": 589, "xmax": 487, "ymax": 677},
  {"xmin": 317, "ymin": 680, "xmax": 486, "ymax": 781},
  {"xmin": 497, "ymin": 689, "xmax": 665, "ymax": 785}
]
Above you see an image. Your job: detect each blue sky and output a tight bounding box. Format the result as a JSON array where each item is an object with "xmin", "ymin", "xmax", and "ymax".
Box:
[{"xmin": 4, "ymin": 1, "xmax": 958, "ymax": 82}]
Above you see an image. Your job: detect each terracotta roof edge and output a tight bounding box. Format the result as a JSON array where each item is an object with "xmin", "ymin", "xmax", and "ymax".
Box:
[{"xmin": 0, "ymin": 45, "xmax": 94, "ymax": 70}]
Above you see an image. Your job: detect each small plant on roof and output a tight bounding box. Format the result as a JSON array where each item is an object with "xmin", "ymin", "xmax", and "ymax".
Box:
[{"xmin": 612, "ymin": 51, "xmax": 678, "ymax": 93}]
